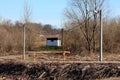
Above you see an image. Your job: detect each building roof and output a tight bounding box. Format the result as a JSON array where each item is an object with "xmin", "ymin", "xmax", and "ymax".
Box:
[{"xmin": 46, "ymin": 34, "xmax": 61, "ymax": 39}]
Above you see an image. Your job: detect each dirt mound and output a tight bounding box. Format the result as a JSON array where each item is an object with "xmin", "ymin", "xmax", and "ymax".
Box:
[
  {"xmin": 57, "ymin": 64, "xmax": 120, "ymax": 80},
  {"xmin": 0, "ymin": 61, "xmax": 120, "ymax": 80}
]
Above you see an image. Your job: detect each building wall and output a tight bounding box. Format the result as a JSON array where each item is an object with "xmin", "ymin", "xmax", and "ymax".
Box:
[
  {"xmin": 47, "ymin": 39, "xmax": 61, "ymax": 46},
  {"xmin": 57, "ymin": 40, "xmax": 61, "ymax": 46}
]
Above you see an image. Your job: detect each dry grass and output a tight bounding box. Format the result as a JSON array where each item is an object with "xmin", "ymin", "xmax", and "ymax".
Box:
[
  {"xmin": 23, "ymin": 52, "xmax": 120, "ymax": 62},
  {"xmin": 0, "ymin": 52, "xmax": 120, "ymax": 62}
]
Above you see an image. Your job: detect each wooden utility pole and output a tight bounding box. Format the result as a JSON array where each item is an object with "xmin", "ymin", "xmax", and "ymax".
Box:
[
  {"xmin": 23, "ymin": 24, "xmax": 26, "ymax": 60},
  {"xmin": 61, "ymin": 28, "xmax": 64, "ymax": 50}
]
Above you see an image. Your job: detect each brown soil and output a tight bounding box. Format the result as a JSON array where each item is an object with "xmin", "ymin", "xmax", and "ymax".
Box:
[{"xmin": 0, "ymin": 61, "xmax": 120, "ymax": 80}]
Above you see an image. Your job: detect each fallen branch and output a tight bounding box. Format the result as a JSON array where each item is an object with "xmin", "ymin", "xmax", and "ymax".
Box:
[{"xmin": 38, "ymin": 72, "xmax": 46, "ymax": 79}]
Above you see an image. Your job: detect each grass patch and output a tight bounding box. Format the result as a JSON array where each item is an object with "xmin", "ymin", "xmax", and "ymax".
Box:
[{"xmin": 34, "ymin": 46, "xmax": 63, "ymax": 51}]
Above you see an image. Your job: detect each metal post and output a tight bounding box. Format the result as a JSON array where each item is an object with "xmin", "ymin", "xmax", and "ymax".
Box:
[
  {"xmin": 99, "ymin": 10, "xmax": 103, "ymax": 61},
  {"xmin": 23, "ymin": 24, "xmax": 26, "ymax": 60}
]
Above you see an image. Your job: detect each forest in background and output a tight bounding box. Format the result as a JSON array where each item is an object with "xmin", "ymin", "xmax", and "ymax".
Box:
[
  {"xmin": 64, "ymin": 17, "xmax": 120, "ymax": 54},
  {"xmin": 0, "ymin": 16, "xmax": 119, "ymax": 55},
  {"xmin": 0, "ymin": 20, "xmax": 61, "ymax": 55}
]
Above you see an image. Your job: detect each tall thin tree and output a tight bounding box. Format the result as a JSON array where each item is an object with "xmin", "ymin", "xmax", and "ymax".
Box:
[{"xmin": 23, "ymin": 0, "xmax": 32, "ymax": 60}]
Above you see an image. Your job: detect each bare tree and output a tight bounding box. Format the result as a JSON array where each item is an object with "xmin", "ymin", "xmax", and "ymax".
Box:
[
  {"xmin": 90, "ymin": 0, "xmax": 104, "ymax": 53},
  {"xmin": 22, "ymin": 0, "xmax": 32, "ymax": 60},
  {"xmin": 65, "ymin": 0, "xmax": 104, "ymax": 54},
  {"xmin": 23, "ymin": 0, "xmax": 32, "ymax": 23}
]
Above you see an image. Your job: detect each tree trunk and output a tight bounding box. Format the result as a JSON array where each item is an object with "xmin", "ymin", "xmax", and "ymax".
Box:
[{"xmin": 93, "ymin": 12, "xmax": 97, "ymax": 53}]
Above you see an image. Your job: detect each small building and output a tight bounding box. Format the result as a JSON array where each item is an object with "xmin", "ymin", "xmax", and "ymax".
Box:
[{"xmin": 46, "ymin": 35, "xmax": 61, "ymax": 47}]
